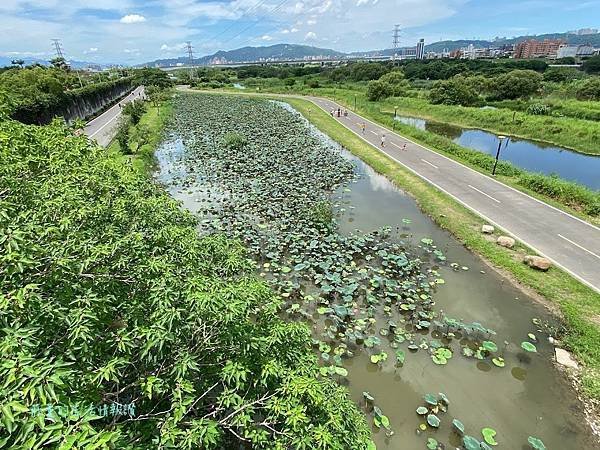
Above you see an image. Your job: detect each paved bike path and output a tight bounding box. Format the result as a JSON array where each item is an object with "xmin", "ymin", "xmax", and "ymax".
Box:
[
  {"xmin": 84, "ymin": 86, "xmax": 145, "ymax": 147},
  {"xmin": 306, "ymin": 96, "xmax": 600, "ymax": 293}
]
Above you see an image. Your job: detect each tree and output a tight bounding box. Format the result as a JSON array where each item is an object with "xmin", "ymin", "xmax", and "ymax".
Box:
[
  {"xmin": 487, "ymin": 70, "xmax": 543, "ymax": 100},
  {"xmin": 123, "ymin": 99, "xmax": 146, "ymax": 125},
  {"xmin": 50, "ymin": 57, "xmax": 69, "ymax": 70},
  {"xmin": 366, "ymin": 80, "xmax": 392, "ymax": 101},
  {"xmin": 543, "ymin": 67, "xmax": 583, "ymax": 83},
  {"xmin": 0, "ymin": 115, "xmax": 373, "ymax": 449},
  {"xmin": 582, "ymin": 55, "xmax": 600, "ymax": 74},
  {"xmin": 378, "ymin": 70, "xmax": 410, "ymax": 96},
  {"xmin": 576, "ymin": 78, "xmax": 600, "ymax": 101},
  {"xmin": 10, "ymin": 59, "xmax": 24, "ymax": 68},
  {"xmin": 132, "ymin": 68, "xmax": 172, "ymax": 88},
  {"xmin": 429, "ymin": 76, "xmax": 480, "ymax": 106},
  {"xmin": 114, "ymin": 116, "xmax": 131, "ymax": 152}
]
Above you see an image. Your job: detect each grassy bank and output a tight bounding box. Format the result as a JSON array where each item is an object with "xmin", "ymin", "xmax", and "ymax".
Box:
[
  {"xmin": 269, "ymin": 94, "xmax": 600, "ymax": 400},
  {"xmin": 107, "ymin": 100, "xmax": 173, "ymax": 173}
]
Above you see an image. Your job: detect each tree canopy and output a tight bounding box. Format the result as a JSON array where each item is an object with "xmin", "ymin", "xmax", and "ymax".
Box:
[{"xmin": 0, "ymin": 113, "xmax": 371, "ymax": 449}]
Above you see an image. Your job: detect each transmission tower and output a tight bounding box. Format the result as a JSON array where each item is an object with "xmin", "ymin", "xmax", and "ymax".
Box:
[
  {"xmin": 51, "ymin": 38, "xmax": 65, "ymax": 59},
  {"xmin": 186, "ymin": 41, "xmax": 195, "ymax": 79},
  {"xmin": 392, "ymin": 25, "xmax": 401, "ymax": 63}
]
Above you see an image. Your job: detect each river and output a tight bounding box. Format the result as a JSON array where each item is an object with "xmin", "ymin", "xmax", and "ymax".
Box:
[
  {"xmin": 394, "ymin": 115, "xmax": 600, "ymax": 190},
  {"xmin": 155, "ymin": 96, "xmax": 598, "ymax": 450}
]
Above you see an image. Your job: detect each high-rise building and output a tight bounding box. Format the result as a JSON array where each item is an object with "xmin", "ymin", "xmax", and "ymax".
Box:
[
  {"xmin": 416, "ymin": 39, "xmax": 425, "ymax": 59},
  {"xmin": 514, "ymin": 39, "xmax": 564, "ymax": 59}
]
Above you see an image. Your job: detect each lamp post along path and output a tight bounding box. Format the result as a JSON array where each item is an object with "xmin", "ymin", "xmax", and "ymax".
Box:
[{"xmin": 492, "ymin": 135, "xmax": 506, "ymax": 176}]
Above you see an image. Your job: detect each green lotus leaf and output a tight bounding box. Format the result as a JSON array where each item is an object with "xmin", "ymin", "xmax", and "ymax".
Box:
[
  {"xmin": 416, "ymin": 406, "xmax": 428, "ymax": 415},
  {"xmin": 426, "ymin": 414, "xmax": 440, "ymax": 428},
  {"xmin": 462, "ymin": 435, "xmax": 481, "ymax": 450},
  {"xmin": 521, "ymin": 341, "xmax": 538, "ymax": 353},
  {"xmin": 482, "ymin": 341, "xmax": 498, "ymax": 353},
  {"xmin": 452, "ymin": 418, "xmax": 465, "ymax": 434},
  {"xmin": 527, "ymin": 436, "xmax": 546, "ymax": 450},
  {"xmin": 492, "ymin": 357, "xmax": 505, "ymax": 367},
  {"xmin": 482, "ymin": 428, "xmax": 498, "ymax": 446},
  {"xmin": 426, "ymin": 437, "xmax": 438, "ymax": 449}
]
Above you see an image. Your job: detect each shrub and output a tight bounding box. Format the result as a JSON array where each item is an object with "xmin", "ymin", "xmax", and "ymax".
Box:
[
  {"xmin": 223, "ymin": 132, "xmax": 248, "ymax": 150},
  {"xmin": 526, "ymin": 103, "xmax": 551, "ymax": 116},
  {"xmin": 0, "ymin": 117, "xmax": 372, "ymax": 449},
  {"xmin": 379, "ymin": 70, "xmax": 410, "ymax": 96},
  {"xmin": 366, "ymin": 80, "xmax": 393, "ymax": 101},
  {"xmin": 575, "ymin": 78, "xmax": 600, "ymax": 101},
  {"xmin": 122, "ymin": 99, "xmax": 146, "ymax": 125},
  {"xmin": 487, "ymin": 70, "xmax": 543, "ymax": 100},
  {"xmin": 307, "ymin": 78, "xmax": 320, "ymax": 88},
  {"xmin": 429, "ymin": 77, "xmax": 480, "ymax": 106},
  {"xmin": 582, "ymin": 55, "xmax": 600, "ymax": 74},
  {"xmin": 114, "ymin": 117, "xmax": 131, "ymax": 153}
]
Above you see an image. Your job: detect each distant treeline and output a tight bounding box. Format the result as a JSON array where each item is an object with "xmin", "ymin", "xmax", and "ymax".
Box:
[{"xmin": 218, "ymin": 56, "xmax": 600, "ymax": 83}]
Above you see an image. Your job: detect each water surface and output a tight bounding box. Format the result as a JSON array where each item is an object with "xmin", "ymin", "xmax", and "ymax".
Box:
[
  {"xmin": 394, "ymin": 115, "xmax": 600, "ymax": 190},
  {"xmin": 155, "ymin": 101, "xmax": 598, "ymax": 450}
]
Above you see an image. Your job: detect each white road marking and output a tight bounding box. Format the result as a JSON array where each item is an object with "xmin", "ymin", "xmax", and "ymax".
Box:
[
  {"xmin": 468, "ymin": 184, "xmax": 501, "ymax": 204},
  {"xmin": 89, "ymin": 112, "xmax": 119, "ymax": 137},
  {"xmin": 301, "ymin": 96, "xmax": 599, "ymax": 292},
  {"xmin": 421, "ymin": 158, "xmax": 439, "ymax": 169},
  {"xmin": 369, "ymin": 130, "xmax": 378, "ymax": 136},
  {"xmin": 390, "ymin": 142, "xmax": 401, "ymax": 148},
  {"xmin": 558, "ymin": 234, "xmax": 600, "ymax": 260}
]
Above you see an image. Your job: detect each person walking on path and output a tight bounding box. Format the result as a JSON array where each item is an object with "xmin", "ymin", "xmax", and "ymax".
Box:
[
  {"xmin": 361, "ymin": 122, "xmax": 366, "ymax": 134},
  {"xmin": 381, "ymin": 134, "xmax": 386, "ymax": 148},
  {"xmin": 402, "ymin": 143, "xmax": 407, "ymax": 151}
]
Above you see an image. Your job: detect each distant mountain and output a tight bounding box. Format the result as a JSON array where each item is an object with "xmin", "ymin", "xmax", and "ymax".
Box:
[{"xmin": 141, "ymin": 43, "xmax": 346, "ymax": 67}]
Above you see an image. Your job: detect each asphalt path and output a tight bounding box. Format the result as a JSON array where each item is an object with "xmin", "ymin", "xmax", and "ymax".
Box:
[
  {"xmin": 305, "ymin": 96, "xmax": 600, "ymax": 293},
  {"xmin": 83, "ymin": 86, "xmax": 145, "ymax": 147}
]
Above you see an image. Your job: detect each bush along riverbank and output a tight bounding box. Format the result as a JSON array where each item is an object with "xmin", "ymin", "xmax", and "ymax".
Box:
[
  {"xmin": 276, "ymin": 95, "xmax": 600, "ymax": 410},
  {"xmin": 0, "ymin": 98, "xmax": 372, "ymax": 448},
  {"xmin": 156, "ymin": 92, "xmax": 599, "ymax": 448}
]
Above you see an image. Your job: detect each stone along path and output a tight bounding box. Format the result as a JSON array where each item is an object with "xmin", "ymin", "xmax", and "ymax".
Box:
[{"xmin": 306, "ymin": 96, "xmax": 600, "ymax": 293}]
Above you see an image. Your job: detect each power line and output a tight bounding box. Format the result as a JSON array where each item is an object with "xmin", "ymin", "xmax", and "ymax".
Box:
[
  {"xmin": 219, "ymin": 0, "xmax": 293, "ymax": 47},
  {"xmin": 208, "ymin": 0, "xmax": 272, "ymax": 42}
]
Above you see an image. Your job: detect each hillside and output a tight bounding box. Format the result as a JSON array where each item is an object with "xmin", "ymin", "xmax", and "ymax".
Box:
[{"xmin": 143, "ymin": 43, "xmax": 345, "ymax": 67}]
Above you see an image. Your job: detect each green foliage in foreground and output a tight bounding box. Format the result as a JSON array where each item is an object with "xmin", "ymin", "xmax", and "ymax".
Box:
[{"xmin": 0, "ymin": 115, "xmax": 370, "ymax": 448}]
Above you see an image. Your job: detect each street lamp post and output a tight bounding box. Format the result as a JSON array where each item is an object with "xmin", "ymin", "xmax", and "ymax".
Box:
[
  {"xmin": 394, "ymin": 106, "xmax": 398, "ymax": 118},
  {"xmin": 354, "ymin": 94, "xmax": 357, "ymax": 111},
  {"xmin": 492, "ymin": 135, "xmax": 506, "ymax": 176}
]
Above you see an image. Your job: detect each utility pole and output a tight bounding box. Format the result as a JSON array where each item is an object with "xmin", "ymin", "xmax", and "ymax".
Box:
[
  {"xmin": 186, "ymin": 41, "xmax": 195, "ymax": 80},
  {"xmin": 392, "ymin": 25, "xmax": 401, "ymax": 64},
  {"xmin": 51, "ymin": 39, "xmax": 83, "ymax": 87}
]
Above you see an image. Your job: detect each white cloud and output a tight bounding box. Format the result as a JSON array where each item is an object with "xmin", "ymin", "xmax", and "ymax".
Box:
[
  {"xmin": 305, "ymin": 31, "xmax": 317, "ymax": 41},
  {"xmin": 84, "ymin": 47, "xmax": 98, "ymax": 54},
  {"xmin": 307, "ymin": 19, "xmax": 317, "ymax": 25},
  {"xmin": 261, "ymin": 35, "xmax": 273, "ymax": 41},
  {"xmin": 291, "ymin": 27, "xmax": 299, "ymax": 33},
  {"xmin": 120, "ymin": 14, "xmax": 146, "ymax": 24}
]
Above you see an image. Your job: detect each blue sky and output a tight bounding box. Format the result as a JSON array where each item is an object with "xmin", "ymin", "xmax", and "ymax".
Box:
[{"xmin": 0, "ymin": 0, "xmax": 598, "ymax": 64}]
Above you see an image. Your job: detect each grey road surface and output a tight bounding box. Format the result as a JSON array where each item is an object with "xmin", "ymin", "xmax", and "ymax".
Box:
[
  {"xmin": 83, "ymin": 86, "xmax": 145, "ymax": 147},
  {"xmin": 307, "ymin": 96, "xmax": 600, "ymax": 293}
]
